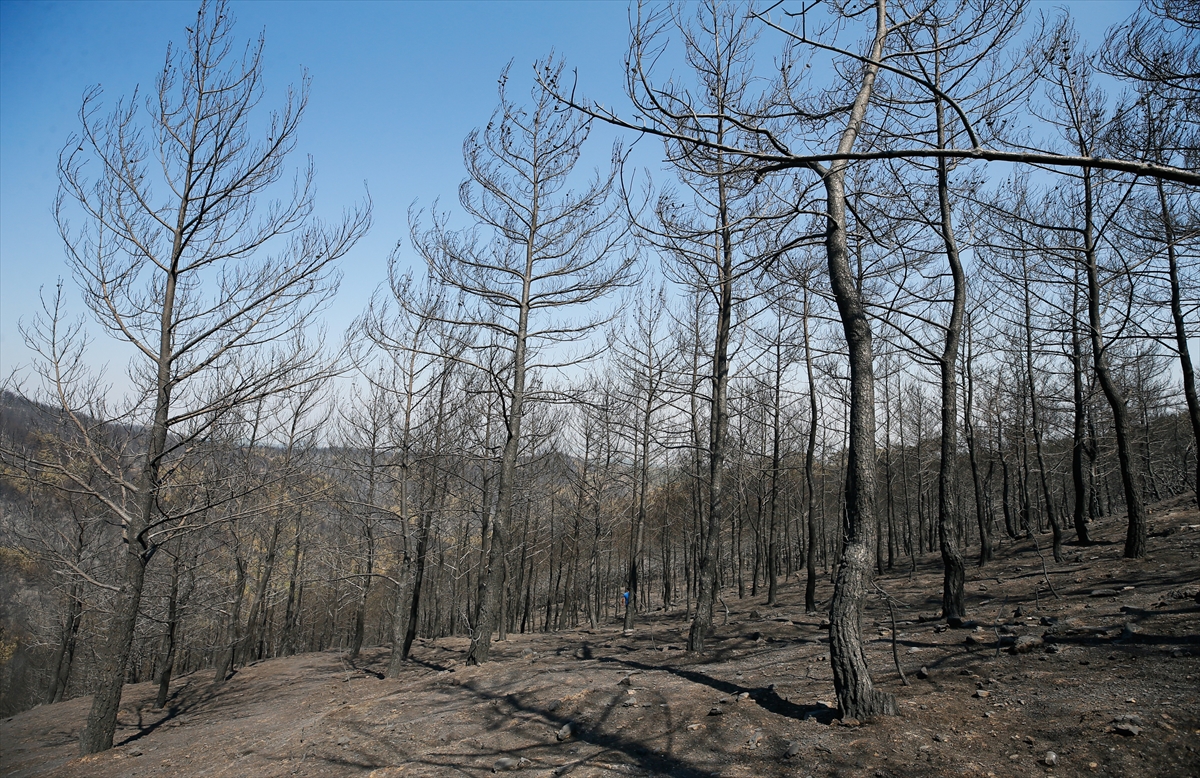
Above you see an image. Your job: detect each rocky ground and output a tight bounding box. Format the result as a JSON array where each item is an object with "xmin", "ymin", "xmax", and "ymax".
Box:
[{"xmin": 3, "ymin": 495, "xmax": 1199, "ymax": 778}]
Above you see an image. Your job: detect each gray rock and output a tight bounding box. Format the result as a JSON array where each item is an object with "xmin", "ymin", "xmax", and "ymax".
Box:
[
  {"xmin": 492, "ymin": 756, "xmax": 531, "ymax": 772},
  {"xmin": 708, "ymin": 706, "xmax": 725, "ymax": 716},
  {"xmin": 916, "ymin": 666, "xmax": 930, "ymax": 680},
  {"xmin": 1044, "ymin": 751, "xmax": 1058, "ymax": 766},
  {"xmin": 1112, "ymin": 722, "xmax": 1141, "ymax": 736},
  {"xmin": 784, "ymin": 740, "xmax": 802, "ymax": 758},
  {"xmin": 1010, "ymin": 635, "xmax": 1044, "ymax": 654},
  {"xmin": 1090, "ymin": 588, "xmax": 1119, "ymax": 597},
  {"xmin": 556, "ymin": 723, "xmax": 572, "ymax": 741}
]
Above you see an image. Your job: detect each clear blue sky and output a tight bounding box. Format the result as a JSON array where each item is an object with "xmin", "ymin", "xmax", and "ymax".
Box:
[
  {"xmin": 0, "ymin": 0, "xmax": 642, "ymax": 387},
  {"xmin": 0, "ymin": 0, "xmax": 1138, "ymax": 390}
]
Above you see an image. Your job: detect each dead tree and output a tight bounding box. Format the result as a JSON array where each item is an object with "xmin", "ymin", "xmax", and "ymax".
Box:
[
  {"xmin": 412, "ymin": 60, "xmax": 633, "ymax": 664},
  {"xmin": 1044, "ymin": 26, "xmax": 1149, "ymax": 557},
  {"xmin": 611, "ymin": 286, "xmax": 676, "ymax": 630},
  {"xmin": 616, "ymin": 1, "xmax": 810, "ymax": 651},
  {"xmin": 1103, "ymin": 4, "xmax": 1200, "ymax": 508},
  {"xmin": 877, "ymin": 0, "xmax": 1032, "ymax": 622},
  {"xmin": 37, "ymin": 0, "xmax": 368, "ymax": 752}
]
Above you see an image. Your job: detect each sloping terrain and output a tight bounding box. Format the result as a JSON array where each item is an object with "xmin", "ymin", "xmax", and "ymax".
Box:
[{"xmin": 3, "ymin": 496, "xmax": 1199, "ymax": 778}]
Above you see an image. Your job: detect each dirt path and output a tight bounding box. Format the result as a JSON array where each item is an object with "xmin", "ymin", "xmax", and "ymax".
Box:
[{"xmin": 3, "ymin": 496, "xmax": 1199, "ymax": 778}]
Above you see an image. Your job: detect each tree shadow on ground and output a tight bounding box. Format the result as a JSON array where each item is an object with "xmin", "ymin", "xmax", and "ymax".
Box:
[
  {"xmin": 115, "ymin": 677, "xmax": 217, "ymax": 746},
  {"xmin": 596, "ymin": 655, "xmax": 839, "ymax": 724},
  {"xmin": 443, "ymin": 677, "xmax": 721, "ymax": 777}
]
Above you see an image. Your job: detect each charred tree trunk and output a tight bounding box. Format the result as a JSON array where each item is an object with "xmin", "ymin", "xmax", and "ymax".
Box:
[
  {"xmin": 46, "ymin": 581, "xmax": 83, "ymax": 705},
  {"xmin": 766, "ymin": 336, "xmax": 784, "ymax": 607},
  {"xmin": 154, "ymin": 555, "xmax": 183, "ymax": 709},
  {"xmin": 1070, "ymin": 269, "xmax": 1093, "ymax": 544},
  {"xmin": 1021, "ymin": 254, "xmax": 1064, "ymax": 562},
  {"xmin": 239, "ymin": 518, "xmax": 282, "ymax": 665},
  {"xmin": 281, "ymin": 512, "xmax": 304, "ymax": 657},
  {"xmin": 803, "ymin": 287, "xmax": 821, "ymax": 615},
  {"xmin": 213, "ymin": 551, "xmax": 247, "ymax": 686},
  {"xmin": 933, "ymin": 88, "xmax": 967, "ymax": 623},
  {"xmin": 821, "ymin": 0, "xmax": 896, "ymax": 719},
  {"xmin": 1158, "ymin": 180, "xmax": 1200, "ymax": 510},
  {"xmin": 1082, "ymin": 167, "xmax": 1147, "ymax": 558},
  {"xmin": 686, "ymin": 99, "xmax": 735, "ymax": 652},
  {"xmin": 349, "ymin": 520, "xmax": 375, "ymax": 660},
  {"xmin": 963, "ymin": 312, "xmax": 992, "ymax": 565}
]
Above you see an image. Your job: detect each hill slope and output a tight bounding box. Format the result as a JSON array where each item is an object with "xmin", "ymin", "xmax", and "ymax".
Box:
[{"xmin": 3, "ymin": 497, "xmax": 1199, "ymax": 778}]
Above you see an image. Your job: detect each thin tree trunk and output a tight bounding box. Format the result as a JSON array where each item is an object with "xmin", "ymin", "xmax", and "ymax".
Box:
[
  {"xmin": 155, "ymin": 555, "xmax": 182, "ymax": 709},
  {"xmin": 963, "ymin": 312, "xmax": 992, "ymax": 564},
  {"xmin": 803, "ymin": 287, "xmax": 820, "ymax": 615},
  {"xmin": 282, "ymin": 512, "xmax": 304, "ymax": 656},
  {"xmin": 766, "ymin": 335, "xmax": 783, "ymax": 606},
  {"xmin": 625, "ymin": 382, "xmax": 653, "ymax": 630},
  {"xmin": 214, "ymin": 552, "xmax": 247, "ymax": 685},
  {"xmin": 1070, "ymin": 268, "xmax": 1093, "ymax": 544},
  {"xmin": 687, "ymin": 136, "xmax": 735, "ymax": 654},
  {"xmin": 46, "ymin": 581, "xmax": 82, "ymax": 705},
  {"xmin": 349, "ymin": 523, "xmax": 374, "ymax": 660},
  {"xmin": 468, "ymin": 295, "xmax": 531, "ymax": 662},
  {"xmin": 1158, "ymin": 179, "xmax": 1200, "ymax": 509},
  {"xmin": 1082, "ymin": 167, "xmax": 1147, "ymax": 558},
  {"xmin": 239, "ymin": 518, "xmax": 282, "ymax": 665},
  {"xmin": 1022, "ymin": 254, "xmax": 1064, "ymax": 562},
  {"xmin": 933, "ymin": 84, "xmax": 967, "ymax": 623}
]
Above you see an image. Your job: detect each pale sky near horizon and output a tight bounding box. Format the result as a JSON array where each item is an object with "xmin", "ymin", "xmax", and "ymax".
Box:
[{"xmin": 0, "ymin": 0, "xmax": 1142, "ymax": 396}]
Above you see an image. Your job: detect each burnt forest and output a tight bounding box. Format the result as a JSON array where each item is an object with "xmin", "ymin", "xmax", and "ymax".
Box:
[{"xmin": 1, "ymin": 1, "xmax": 1198, "ymax": 776}]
